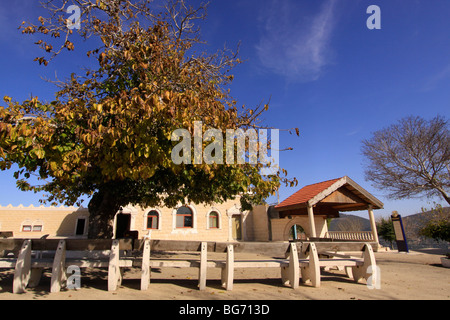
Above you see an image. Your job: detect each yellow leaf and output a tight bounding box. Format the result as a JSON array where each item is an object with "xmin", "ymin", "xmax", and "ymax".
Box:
[
  {"xmin": 34, "ymin": 148, "xmax": 45, "ymax": 159},
  {"xmin": 50, "ymin": 162, "xmax": 58, "ymax": 172}
]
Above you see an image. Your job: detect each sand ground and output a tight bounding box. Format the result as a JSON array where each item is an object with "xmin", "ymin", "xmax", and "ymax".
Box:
[{"xmin": 0, "ymin": 248, "xmax": 448, "ymax": 301}]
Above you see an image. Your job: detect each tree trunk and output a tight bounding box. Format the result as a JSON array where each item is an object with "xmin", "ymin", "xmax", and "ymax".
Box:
[
  {"xmin": 88, "ymin": 189, "xmax": 123, "ymax": 239},
  {"xmin": 438, "ymin": 188, "xmax": 450, "ymax": 205}
]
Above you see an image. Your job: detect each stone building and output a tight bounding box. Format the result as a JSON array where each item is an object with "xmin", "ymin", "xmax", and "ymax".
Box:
[{"xmin": 0, "ymin": 177, "xmax": 383, "ymax": 245}]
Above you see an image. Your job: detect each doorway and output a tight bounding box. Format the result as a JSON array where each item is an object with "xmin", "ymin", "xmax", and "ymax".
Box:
[
  {"xmin": 75, "ymin": 218, "xmax": 86, "ymax": 236},
  {"xmin": 115, "ymin": 213, "xmax": 131, "ymax": 239},
  {"xmin": 232, "ymin": 215, "xmax": 242, "ymax": 241}
]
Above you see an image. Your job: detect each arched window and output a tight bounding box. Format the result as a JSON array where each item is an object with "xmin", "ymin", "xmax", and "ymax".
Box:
[
  {"xmin": 147, "ymin": 210, "xmax": 160, "ymax": 230},
  {"xmin": 289, "ymin": 224, "xmax": 306, "ymax": 241},
  {"xmin": 208, "ymin": 211, "xmax": 219, "ymax": 229},
  {"xmin": 176, "ymin": 206, "xmax": 193, "ymax": 228}
]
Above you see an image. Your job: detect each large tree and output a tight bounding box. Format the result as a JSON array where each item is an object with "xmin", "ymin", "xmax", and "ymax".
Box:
[
  {"xmin": 362, "ymin": 115, "xmax": 449, "ymax": 205},
  {"xmin": 376, "ymin": 217, "xmax": 396, "ymax": 249},
  {"xmin": 0, "ymin": 0, "xmax": 298, "ymax": 238},
  {"xmin": 419, "ymin": 204, "xmax": 450, "ymax": 243}
]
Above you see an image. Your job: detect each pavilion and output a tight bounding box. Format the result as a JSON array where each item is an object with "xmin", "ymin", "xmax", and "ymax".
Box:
[{"xmin": 274, "ymin": 176, "xmax": 384, "ymax": 244}]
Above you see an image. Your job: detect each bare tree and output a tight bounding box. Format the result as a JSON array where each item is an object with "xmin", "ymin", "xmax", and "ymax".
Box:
[{"xmin": 362, "ymin": 115, "xmax": 450, "ymax": 205}]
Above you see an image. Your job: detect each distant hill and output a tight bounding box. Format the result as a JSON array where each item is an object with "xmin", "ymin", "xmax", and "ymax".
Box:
[
  {"xmin": 402, "ymin": 207, "xmax": 450, "ymax": 249},
  {"xmin": 329, "ymin": 214, "xmax": 371, "ymax": 232},
  {"xmin": 329, "ymin": 208, "xmax": 450, "ymax": 250}
]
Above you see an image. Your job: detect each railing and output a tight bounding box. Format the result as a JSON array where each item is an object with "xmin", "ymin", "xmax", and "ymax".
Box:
[{"xmin": 325, "ymin": 231, "xmax": 375, "ymax": 242}]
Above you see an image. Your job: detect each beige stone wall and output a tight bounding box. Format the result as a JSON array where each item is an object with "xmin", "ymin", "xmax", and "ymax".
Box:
[
  {"xmin": 250, "ymin": 205, "xmax": 270, "ymax": 242},
  {"xmin": 0, "ymin": 201, "xmax": 328, "ymax": 242},
  {"xmin": 130, "ymin": 199, "xmax": 240, "ymax": 242},
  {"xmin": 0, "ymin": 199, "xmax": 247, "ymax": 241},
  {"xmin": 0, "ymin": 205, "xmax": 89, "ymax": 239}
]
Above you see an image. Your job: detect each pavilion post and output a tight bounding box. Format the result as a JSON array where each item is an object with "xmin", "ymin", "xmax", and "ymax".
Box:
[
  {"xmin": 368, "ymin": 205, "xmax": 379, "ymax": 243},
  {"xmin": 307, "ymin": 205, "xmax": 317, "ymax": 238}
]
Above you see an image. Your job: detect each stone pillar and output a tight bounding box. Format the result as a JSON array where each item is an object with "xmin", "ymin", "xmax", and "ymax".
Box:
[
  {"xmin": 307, "ymin": 205, "xmax": 317, "ymax": 238},
  {"xmin": 368, "ymin": 205, "xmax": 379, "ymax": 243}
]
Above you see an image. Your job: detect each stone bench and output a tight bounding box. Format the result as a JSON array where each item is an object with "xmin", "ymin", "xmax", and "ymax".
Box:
[
  {"xmin": 0, "ymin": 239, "xmax": 138, "ymax": 293},
  {"xmin": 0, "ymin": 239, "xmax": 378, "ymax": 293},
  {"xmin": 297, "ymin": 242, "xmax": 377, "ymax": 288}
]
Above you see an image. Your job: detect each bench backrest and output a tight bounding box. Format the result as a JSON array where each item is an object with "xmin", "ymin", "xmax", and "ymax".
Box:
[
  {"xmin": 141, "ymin": 240, "xmax": 292, "ymax": 256},
  {"xmin": 300, "ymin": 241, "xmax": 368, "ymax": 254},
  {"xmin": 1, "ymin": 239, "xmax": 375, "ymax": 258},
  {"xmin": 0, "ymin": 239, "xmax": 134, "ymax": 253}
]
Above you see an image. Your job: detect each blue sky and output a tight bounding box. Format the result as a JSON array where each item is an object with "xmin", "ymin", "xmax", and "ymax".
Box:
[{"xmin": 0, "ymin": 0, "xmax": 449, "ymax": 219}]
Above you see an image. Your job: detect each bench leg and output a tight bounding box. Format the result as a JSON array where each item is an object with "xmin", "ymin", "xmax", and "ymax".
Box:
[
  {"xmin": 141, "ymin": 239, "xmax": 151, "ymax": 291},
  {"xmin": 108, "ymin": 240, "xmax": 121, "ymax": 292},
  {"xmin": 345, "ymin": 266, "xmax": 353, "ymax": 279},
  {"xmin": 198, "ymin": 242, "xmax": 207, "ymax": 291},
  {"xmin": 28, "ymin": 268, "xmax": 44, "ymax": 288},
  {"xmin": 281, "ymin": 266, "xmax": 289, "ymax": 286},
  {"xmin": 51, "ymin": 240, "xmax": 67, "ymax": 293},
  {"xmin": 300, "ymin": 242, "xmax": 320, "ymax": 288},
  {"xmin": 286, "ymin": 243, "xmax": 299, "ymax": 289},
  {"xmin": 13, "ymin": 240, "xmax": 32, "ymax": 294},
  {"xmin": 221, "ymin": 244, "xmax": 234, "ymax": 291},
  {"xmin": 352, "ymin": 243, "xmax": 377, "ymax": 284}
]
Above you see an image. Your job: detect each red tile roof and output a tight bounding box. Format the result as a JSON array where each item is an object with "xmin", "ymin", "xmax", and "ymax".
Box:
[{"xmin": 275, "ymin": 178, "xmax": 343, "ymax": 210}]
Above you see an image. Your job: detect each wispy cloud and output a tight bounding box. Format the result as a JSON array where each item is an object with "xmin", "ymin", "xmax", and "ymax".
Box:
[
  {"xmin": 256, "ymin": 0, "xmax": 338, "ymax": 82},
  {"xmin": 421, "ymin": 63, "xmax": 450, "ymax": 92}
]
